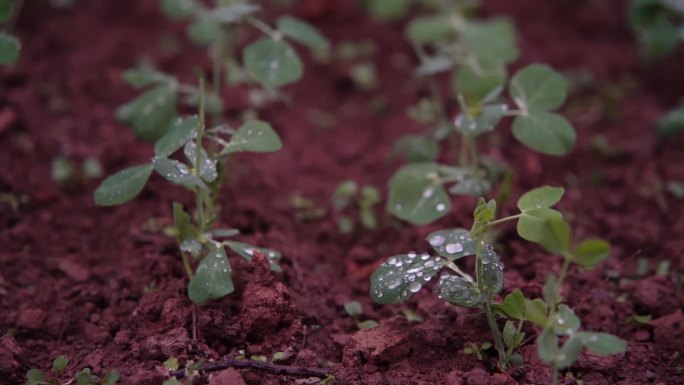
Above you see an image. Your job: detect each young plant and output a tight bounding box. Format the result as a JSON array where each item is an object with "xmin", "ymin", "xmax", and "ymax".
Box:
[
  {"xmin": 0, "ymin": 0, "xmax": 21, "ymax": 65},
  {"xmin": 331, "ymin": 180, "xmax": 380, "ymax": 233},
  {"xmin": 628, "ymin": 0, "xmax": 684, "ymax": 60},
  {"xmin": 389, "ymin": 3, "xmax": 577, "ymax": 225},
  {"xmin": 26, "ymin": 355, "xmax": 119, "ymax": 385},
  {"xmin": 95, "ymin": 82, "xmax": 283, "ymax": 304},
  {"xmin": 370, "ymin": 186, "xmax": 626, "ymax": 381},
  {"xmin": 343, "ymin": 300, "xmax": 378, "ymax": 330},
  {"xmin": 462, "ymin": 341, "xmax": 492, "ymax": 361}
]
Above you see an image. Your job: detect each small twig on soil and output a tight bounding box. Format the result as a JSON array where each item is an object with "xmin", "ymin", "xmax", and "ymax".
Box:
[
  {"xmin": 169, "ymin": 357, "xmax": 330, "ymax": 379},
  {"xmin": 496, "ymin": 362, "xmax": 520, "ymax": 385}
]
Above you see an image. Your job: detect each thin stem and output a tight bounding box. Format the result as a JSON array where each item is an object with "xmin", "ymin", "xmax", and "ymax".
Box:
[
  {"xmin": 246, "ymin": 16, "xmax": 280, "ymax": 39},
  {"xmin": 485, "ymin": 213, "xmax": 523, "ymax": 228},
  {"xmin": 181, "ymin": 252, "xmax": 194, "ymax": 279},
  {"xmin": 195, "ymin": 78, "xmax": 207, "ymax": 231},
  {"xmin": 474, "ymin": 234, "xmax": 507, "ymax": 364},
  {"xmin": 446, "ymin": 261, "xmax": 474, "ymax": 282},
  {"xmin": 551, "ymin": 365, "xmax": 559, "ymax": 385}
]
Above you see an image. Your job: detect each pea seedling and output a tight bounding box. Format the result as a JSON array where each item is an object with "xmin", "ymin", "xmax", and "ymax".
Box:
[
  {"xmin": 117, "ymin": 0, "xmax": 329, "ymax": 140},
  {"xmin": 26, "ymin": 355, "xmax": 119, "ymax": 385},
  {"xmin": 628, "ymin": 0, "xmax": 684, "ymax": 60},
  {"xmin": 332, "ymin": 180, "xmax": 380, "ymax": 234},
  {"xmin": 389, "ymin": 2, "xmax": 577, "ymax": 225},
  {"xmin": 371, "ymin": 186, "xmax": 626, "ymax": 382},
  {"xmin": 0, "ymin": 0, "xmax": 21, "ymax": 65},
  {"xmin": 344, "ymin": 300, "xmax": 378, "ymax": 330},
  {"xmin": 95, "ymin": 81, "xmax": 284, "ymax": 304}
]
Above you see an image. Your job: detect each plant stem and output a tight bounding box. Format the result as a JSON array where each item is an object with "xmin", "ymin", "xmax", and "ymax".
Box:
[
  {"xmin": 552, "ymin": 365, "xmax": 559, "ymax": 385},
  {"xmin": 181, "ymin": 252, "xmax": 194, "ymax": 279},
  {"xmin": 246, "ymin": 16, "xmax": 280, "ymax": 39},
  {"xmin": 195, "ymin": 78, "xmax": 207, "ymax": 231},
  {"xmin": 485, "ymin": 213, "xmax": 523, "ymax": 228}
]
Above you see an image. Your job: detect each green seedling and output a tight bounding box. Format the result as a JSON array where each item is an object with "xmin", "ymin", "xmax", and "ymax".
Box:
[
  {"xmin": 371, "ymin": 186, "xmax": 626, "ymax": 382},
  {"xmin": 344, "ymin": 300, "xmax": 378, "ymax": 330},
  {"xmin": 290, "ymin": 193, "xmax": 326, "ymax": 222},
  {"xmin": 332, "ymin": 180, "xmax": 380, "ymax": 233},
  {"xmin": 628, "ymin": 0, "xmax": 684, "ymax": 60},
  {"xmin": 26, "ymin": 355, "xmax": 119, "ymax": 385},
  {"xmin": 52, "ymin": 157, "xmax": 103, "ymax": 185},
  {"xmin": 657, "ymin": 101, "xmax": 684, "ymax": 137},
  {"xmin": 0, "ymin": 0, "xmax": 21, "ymax": 65},
  {"xmin": 95, "ymin": 81, "xmax": 284, "ymax": 304},
  {"xmin": 462, "ymin": 341, "xmax": 492, "ymax": 361}
]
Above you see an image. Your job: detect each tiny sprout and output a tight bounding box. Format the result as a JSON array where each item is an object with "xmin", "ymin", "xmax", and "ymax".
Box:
[
  {"xmin": 163, "ymin": 357, "xmax": 179, "ymax": 371},
  {"xmin": 272, "ymin": 351, "xmax": 286, "ymax": 362},
  {"xmin": 463, "ymin": 342, "xmax": 492, "ymax": 361},
  {"xmin": 26, "ymin": 355, "xmax": 119, "ymax": 385},
  {"xmin": 343, "ymin": 301, "xmax": 378, "ymax": 330},
  {"xmin": 331, "ymin": 180, "xmax": 381, "ymax": 233}
]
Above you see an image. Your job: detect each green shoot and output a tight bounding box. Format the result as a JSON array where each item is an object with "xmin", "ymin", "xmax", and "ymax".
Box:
[
  {"xmin": 25, "ymin": 356, "xmax": 119, "ymax": 385},
  {"xmin": 343, "ymin": 300, "xmax": 378, "ymax": 330},
  {"xmin": 332, "ymin": 180, "xmax": 380, "ymax": 233}
]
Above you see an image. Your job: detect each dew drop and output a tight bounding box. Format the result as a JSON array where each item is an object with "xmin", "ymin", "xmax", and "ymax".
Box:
[
  {"xmin": 388, "ymin": 256, "xmax": 397, "ymax": 265},
  {"xmin": 422, "ymin": 187, "xmax": 434, "ymax": 198},
  {"xmin": 436, "ymin": 203, "xmax": 446, "ymax": 212},
  {"xmin": 409, "ymin": 281, "xmax": 421, "ymax": 293},
  {"xmin": 429, "ymin": 235, "xmax": 446, "ymax": 247},
  {"xmin": 445, "ymin": 243, "xmax": 463, "ymax": 254},
  {"xmin": 421, "ymin": 253, "xmax": 430, "ymax": 260}
]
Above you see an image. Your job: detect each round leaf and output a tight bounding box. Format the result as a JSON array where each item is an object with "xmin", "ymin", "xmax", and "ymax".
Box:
[
  {"xmin": 436, "ymin": 274, "xmax": 485, "ymax": 308},
  {"xmin": 517, "ymin": 186, "xmax": 565, "ymax": 212},
  {"xmin": 537, "ymin": 327, "xmax": 558, "ymax": 364},
  {"xmin": 405, "ymin": 14, "xmax": 454, "ymax": 44},
  {"xmin": 448, "ymin": 172, "xmax": 492, "ymax": 197},
  {"xmin": 577, "ymin": 332, "xmax": 627, "ymax": 356},
  {"xmin": 116, "ymin": 86, "xmax": 177, "ymax": 140},
  {"xmin": 152, "ymin": 157, "xmax": 206, "ymax": 190},
  {"xmin": 277, "ymin": 16, "xmax": 329, "ymax": 51},
  {"xmin": 0, "ymin": 33, "xmax": 20, "ymax": 65},
  {"xmin": 551, "ymin": 304, "xmax": 581, "ymax": 336},
  {"xmin": 187, "ymin": 15, "xmax": 220, "ymax": 46},
  {"xmin": 509, "ymin": 64, "xmax": 568, "ymax": 111},
  {"xmin": 525, "ymin": 298, "xmax": 548, "ymax": 327},
  {"xmin": 161, "ymin": 0, "xmax": 200, "ymax": 20},
  {"xmin": 426, "ymin": 228, "xmax": 476, "ymax": 261},
  {"xmin": 481, "ymin": 247, "xmax": 504, "ymax": 296},
  {"xmin": 94, "ymin": 164, "xmax": 153, "ymax": 206},
  {"xmin": 462, "ymin": 18, "xmax": 518, "ymax": 64},
  {"xmin": 391, "ymin": 135, "xmax": 439, "ymax": 163},
  {"xmin": 223, "ymin": 120, "xmax": 283, "ymax": 154},
  {"xmin": 188, "ymin": 245, "xmax": 234, "ymax": 304},
  {"xmin": 538, "ymin": 215, "xmax": 571, "ymax": 255},
  {"xmin": 573, "ymin": 239, "xmax": 611, "ymax": 268},
  {"xmin": 455, "ymin": 103, "xmax": 508, "ymax": 137},
  {"xmin": 155, "ymin": 116, "xmax": 199, "ymax": 158},
  {"xmin": 517, "ymin": 207, "xmax": 563, "ymax": 244},
  {"xmin": 52, "ymin": 355, "xmax": 69, "ymax": 372},
  {"xmin": 556, "ymin": 334, "xmax": 583, "ymax": 369},
  {"xmin": 370, "ymin": 253, "xmax": 445, "ymax": 304},
  {"xmin": 388, "ymin": 163, "xmax": 450, "ymax": 225},
  {"xmin": 453, "ymin": 59, "xmax": 507, "ymax": 103},
  {"xmin": 244, "ymin": 38, "xmax": 303, "ymax": 87},
  {"xmin": 512, "ymin": 112, "xmax": 576, "ymax": 155},
  {"xmin": 183, "ymin": 141, "xmax": 218, "ymax": 182}
]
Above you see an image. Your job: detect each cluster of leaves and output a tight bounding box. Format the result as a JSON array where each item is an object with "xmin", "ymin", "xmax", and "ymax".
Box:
[
  {"xmin": 370, "ymin": 186, "xmax": 626, "ymax": 382},
  {"xmin": 388, "ymin": 3, "xmax": 576, "ymax": 225},
  {"xmin": 117, "ymin": 0, "xmax": 329, "ymax": 140},
  {"xmin": 331, "ymin": 180, "xmax": 380, "ymax": 233},
  {"xmin": 26, "ymin": 356, "xmax": 118, "ymax": 385},
  {"xmin": 344, "ymin": 300, "xmax": 378, "ymax": 330},
  {"xmin": 629, "ymin": 0, "xmax": 684, "ymax": 60},
  {"xmin": 0, "ymin": 0, "xmax": 20, "ymax": 65}
]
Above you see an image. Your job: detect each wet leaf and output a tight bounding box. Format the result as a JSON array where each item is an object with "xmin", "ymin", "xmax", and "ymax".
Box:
[
  {"xmin": 210, "ymin": 2, "xmax": 260, "ymax": 24},
  {"xmin": 155, "ymin": 116, "xmax": 199, "ymax": 158},
  {"xmin": 25, "ymin": 369, "xmax": 44, "ymax": 385},
  {"xmin": 462, "ymin": 18, "xmax": 518, "ymax": 63},
  {"xmin": 556, "ymin": 334, "xmax": 583, "ymax": 369},
  {"xmin": 577, "ymin": 332, "xmax": 627, "ymax": 356},
  {"xmin": 503, "ymin": 320, "xmax": 520, "ymax": 349},
  {"xmin": 225, "ymin": 241, "xmax": 282, "ymax": 272},
  {"xmin": 517, "ymin": 208, "xmax": 563, "ymax": 244},
  {"xmin": 116, "ymin": 86, "xmax": 177, "ymax": 140},
  {"xmin": 551, "ymin": 304, "xmax": 581, "ymax": 336},
  {"xmin": 481, "ymin": 246, "xmax": 504, "ymax": 296},
  {"xmin": 517, "ymin": 186, "xmax": 564, "ymax": 212},
  {"xmin": 453, "ymin": 59, "xmax": 507, "ymax": 103},
  {"xmin": 391, "ymin": 135, "xmax": 439, "ymax": 163},
  {"xmin": 426, "ymin": 228, "xmax": 476, "ymax": 261},
  {"xmin": 277, "ymin": 16, "xmax": 329, "ymax": 51},
  {"xmin": 496, "ymin": 289, "xmax": 525, "ymax": 319},
  {"xmin": 161, "ymin": 0, "xmax": 200, "ymax": 19},
  {"xmin": 188, "ymin": 244, "xmax": 234, "ymax": 304},
  {"xmin": 509, "ymin": 64, "xmax": 567, "ymax": 111},
  {"xmin": 512, "ymin": 112, "xmax": 576, "ymax": 155},
  {"xmin": 449, "ymin": 173, "xmax": 492, "ymax": 197},
  {"xmin": 152, "ymin": 157, "xmax": 206, "ymax": 190},
  {"xmin": 187, "ymin": 15, "xmax": 220, "ymax": 45},
  {"xmin": 537, "ymin": 327, "xmax": 558, "ymax": 364},
  {"xmin": 0, "ymin": 33, "xmax": 20, "ymax": 65},
  {"xmin": 370, "ymin": 253, "xmax": 445, "ymax": 304},
  {"xmin": 388, "ymin": 163, "xmax": 450, "ymax": 225},
  {"xmin": 436, "ymin": 274, "xmax": 485, "ymax": 307},
  {"xmin": 94, "ymin": 164, "xmax": 153, "ymax": 206},
  {"xmin": 244, "ymin": 38, "xmax": 303, "ymax": 87},
  {"xmin": 405, "ymin": 14, "xmax": 453, "ymax": 44},
  {"xmin": 222, "ymin": 120, "xmax": 282, "ymax": 154},
  {"xmin": 184, "ymin": 141, "xmax": 217, "ymax": 182},
  {"xmin": 172, "ymin": 202, "xmax": 199, "ymax": 256},
  {"xmin": 102, "ymin": 371, "xmax": 120, "ymax": 385},
  {"xmin": 573, "ymin": 239, "xmax": 611, "ymax": 268},
  {"xmin": 524, "ymin": 298, "xmax": 548, "ymax": 327},
  {"xmin": 52, "ymin": 355, "xmax": 69, "ymax": 372},
  {"xmin": 455, "ymin": 103, "xmax": 508, "ymax": 136}
]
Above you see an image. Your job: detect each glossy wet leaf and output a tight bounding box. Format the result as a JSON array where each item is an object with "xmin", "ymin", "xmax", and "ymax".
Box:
[
  {"xmin": 455, "ymin": 103, "xmax": 508, "ymax": 136},
  {"xmin": 184, "ymin": 141, "xmax": 217, "ymax": 182},
  {"xmin": 116, "ymin": 86, "xmax": 177, "ymax": 140},
  {"xmin": 0, "ymin": 0, "xmax": 11, "ymax": 22},
  {"xmin": 0, "ymin": 33, "xmax": 20, "ymax": 65},
  {"xmin": 556, "ymin": 334, "xmax": 583, "ymax": 369},
  {"xmin": 370, "ymin": 253, "xmax": 445, "ymax": 304},
  {"xmin": 462, "ymin": 18, "xmax": 518, "ymax": 63},
  {"xmin": 537, "ymin": 327, "xmax": 558, "ymax": 364},
  {"xmin": 449, "ymin": 173, "xmax": 492, "ymax": 197},
  {"xmin": 102, "ymin": 371, "xmax": 120, "ymax": 385},
  {"xmin": 155, "ymin": 116, "xmax": 198, "ymax": 158},
  {"xmin": 577, "ymin": 332, "xmax": 627, "ymax": 356},
  {"xmin": 405, "ymin": 14, "xmax": 453, "ymax": 44},
  {"xmin": 161, "ymin": 0, "xmax": 200, "ymax": 19},
  {"xmin": 453, "ymin": 59, "xmax": 507, "ymax": 103},
  {"xmin": 244, "ymin": 38, "xmax": 303, "ymax": 87},
  {"xmin": 388, "ymin": 163, "xmax": 450, "ymax": 225},
  {"xmin": 503, "ymin": 320, "xmax": 522, "ymax": 349},
  {"xmin": 187, "ymin": 15, "xmax": 220, "ymax": 45},
  {"xmin": 525, "ymin": 298, "xmax": 548, "ymax": 327},
  {"xmin": 509, "ymin": 64, "xmax": 567, "ymax": 111},
  {"xmin": 223, "ymin": 120, "xmax": 282, "ymax": 154},
  {"xmin": 210, "ymin": 2, "xmax": 259, "ymax": 24},
  {"xmin": 517, "ymin": 186, "xmax": 564, "ymax": 212},
  {"xmin": 225, "ymin": 241, "xmax": 282, "ymax": 272},
  {"xmin": 573, "ymin": 239, "xmax": 611, "ymax": 268},
  {"xmin": 538, "ymin": 215, "xmax": 571, "ymax": 255},
  {"xmin": 512, "ymin": 112, "xmax": 576, "ymax": 155},
  {"xmin": 497, "ymin": 289, "xmax": 526, "ymax": 319},
  {"xmin": 277, "ymin": 16, "xmax": 329, "ymax": 51},
  {"xmin": 391, "ymin": 135, "xmax": 439, "ymax": 163},
  {"xmin": 188, "ymin": 244, "xmax": 234, "ymax": 304},
  {"xmin": 25, "ymin": 369, "xmax": 44, "ymax": 385},
  {"xmin": 481, "ymin": 246, "xmax": 504, "ymax": 296},
  {"xmin": 53, "ymin": 355, "xmax": 69, "ymax": 372},
  {"xmin": 152, "ymin": 157, "xmax": 206, "ymax": 190},
  {"xmin": 517, "ymin": 207, "xmax": 563, "ymax": 244},
  {"xmin": 426, "ymin": 228, "xmax": 476, "ymax": 261},
  {"xmin": 551, "ymin": 304, "xmax": 581, "ymax": 335},
  {"xmin": 94, "ymin": 164, "xmax": 153, "ymax": 206},
  {"xmin": 437, "ymin": 274, "xmax": 485, "ymax": 308}
]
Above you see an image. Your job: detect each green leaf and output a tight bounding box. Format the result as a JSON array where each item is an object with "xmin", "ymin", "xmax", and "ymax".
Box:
[
  {"xmin": 370, "ymin": 253, "xmax": 445, "ymax": 304},
  {"xmin": 497, "ymin": 289, "xmax": 526, "ymax": 319},
  {"xmin": 212, "ymin": 228, "xmax": 239, "ymax": 238},
  {"xmin": 183, "ymin": 141, "xmax": 218, "ymax": 182},
  {"xmin": 0, "ymin": 33, "xmax": 20, "ymax": 65},
  {"xmin": 222, "ymin": 120, "xmax": 283, "ymax": 154},
  {"xmin": 551, "ymin": 304, "xmax": 581, "ymax": 336},
  {"xmin": 481, "ymin": 247, "xmax": 504, "ymax": 296},
  {"xmin": 572, "ymin": 239, "xmax": 611, "ymax": 268},
  {"xmin": 388, "ymin": 163, "xmax": 450, "ymax": 225},
  {"xmin": 0, "ymin": 0, "xmax": 12, "ymax": 22},
  {"xmin": 210, "ymin": 2, "xmax": 260, "ymax": 24},
  {"xmin": 364, "ymin": 0, "xmax": 411, "ymax": 21},
  {"xmin": 344, "ymin": 301, "xmax": 363, "ymax": 317},
  {"xmin": 161, "ymin": 0, "xmax": 200, "ymax": 19},
  {"xmin": 277, "ymin": 16, "xmax": 329, "ymax": 51},
  {"xmin": 102, "ymin": 371, "xmax": 120, "ymax": 385},
  {"xmin": 426, "ymin": 228, "xmax": 476, "ymax": 261},
  {"xmin": 25, "ymin": 369, "xmax": 45, "ymax": 385},
  {"xmin": 405, "ymin": 14, "xmax": 454, "ymax": 44},
  {"xmin": 75, "ymin": 368, "xmax": 94, "ymax": 385},
  {"xmin": 524, "ymin": 298, "xmax": 548, "ymax": 327},
  {"xmin": 543, "ymin": 273, "xmax": 558, "ymax": 306},
  {"xmin": 517, "ymin": 186, "xmax": 565, "ymax": 212},
  {"xmin": 517, "ymin": 208, "xmax": 563, "ymax": 244},
  {"xmin": 657, "ymin": 106, "xmax": 684, "ymax": 137},
  {"xmin": 512, "ymin": 112, "xmax": 576, "ymax": 155},
  {"xmin": 503, "ymin": 320, "xmax": 518, "ymax": 348},
  {"xmin": 416, "ymin": 55, "xmax": 454, "ymax": 76},
  {"xmin": 637, "ymin": 16, "xmax": 680, "ymax": 60},
  {"xmin": 116, "ymin": 86, "xmax": 177, "ymax": 140},
  {"xmin": 225, "ymin": 241, "xmax": 282, "ymax": 272},
  {"xmin": 122, "ymin": 66, "xmax": 169, "ymax": 89},
  {"xmin": 244, "ymin": 38, "xmax": 303, "ymax": 87},
  {"xmin": 509, "ymin": 64, "xmax": 567, "ymax": 111},
  {"xmin": 538, "ymin": 215, "xmax": 571, "ymax": 255},
  {"xmin": 577, "ymin": 332, "xmax": 627, "ymax": 356},
  {"xmin": 163, "ymin": 357, "xmax": 180, "ymax": 371},
  {"xmin": 172, "ymin": 202, "xmax": 200, "ymax": 257},
  {"xmin": 537, "ymin": 327, "xmax": 558, "ymax": 364},
  {"xmin": 473, "ymin": 198, "xmax": 497, "ymax": 224},
  {"xmin": 449, "ymin": 173, "xmax": 492, "ymax": 197},
  {"xmin": 94, "ymin": 164, "xmax": 153, "ymax": 206},
  {"xmin": 453, "ymin": 59, "xmax": 507, "ymax": 103},
  {"xmin": 52, "ymin": 355, "xmax": 69, "ymax": 372},
  {"xmin": 155, "ymin": 116, "xmax": 198, "ymax": 158},
  {"xmin": 152, "ymin": 157, "xmax": 206, "ymax": 190},
  {"xmin": 188, "ymin": 244, "xmax": 234, "ymax": 304},
  {"xmin": 437, "ymin": 274, "xmax": 486, "ymax": 308},
  {"xmin": 455, "ymin": 103, "xmax": 508, "ymax": 136},
  {"xmin": 187, "ymin": 15, "xmax": 220, "ymax": 45},
  {"xmin": 556, "ymin": 334, "xmax": 583, "ymax": 369},
  {"xmin": 462, "ymin": 18, "xmax": 518, "ymax": 63},
  {"xmin": 357, "ymin": 320, "xmax": 379, "ymax": 330},
  {"xmin": 391, "ymin": 135, "xmax": 439, "ymax": 163}
]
